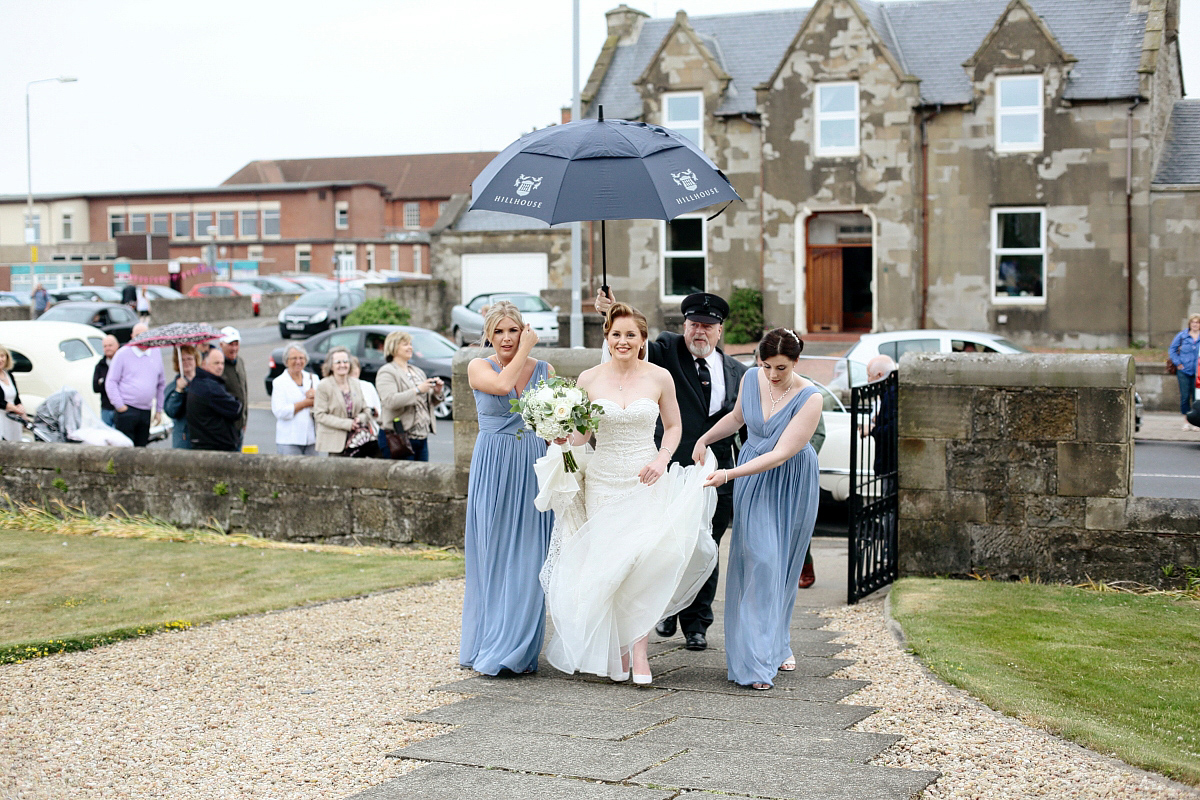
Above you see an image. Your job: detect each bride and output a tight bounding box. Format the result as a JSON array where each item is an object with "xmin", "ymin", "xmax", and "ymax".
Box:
[{"xmin": 541, "ymin": 302, "xmax": 718, "ymax": 685}]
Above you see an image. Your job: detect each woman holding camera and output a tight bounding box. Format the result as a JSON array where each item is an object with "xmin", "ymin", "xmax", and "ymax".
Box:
[{"xmin": 376, "ymin": 330, "xmax": 443, "ymax": 461}]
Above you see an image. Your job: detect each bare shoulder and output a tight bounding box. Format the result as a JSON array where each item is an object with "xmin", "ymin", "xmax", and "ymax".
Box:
[{"xmin": 577, "ymin": 364, "xmax": 602, "ymax": 385}]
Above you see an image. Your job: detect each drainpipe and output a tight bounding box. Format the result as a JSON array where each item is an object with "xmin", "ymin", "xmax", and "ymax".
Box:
[
  {"xmin": 919, "ymin": 105, "xmax": 941, "ymax": 330},
  {"xmin": 1127, "ymin": 97, "xmax": 1141, "ymax": 347}
]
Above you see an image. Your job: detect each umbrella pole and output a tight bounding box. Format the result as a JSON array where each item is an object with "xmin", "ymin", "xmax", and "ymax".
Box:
[{"xmin": 601, "ymin": 219, "xmax": 608, "ymax": 299}]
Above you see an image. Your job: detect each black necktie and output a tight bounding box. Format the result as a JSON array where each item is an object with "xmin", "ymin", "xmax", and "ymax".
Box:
[{"xmin": 695, "ymin": 357, "xmax": 712, "ymax": 413}]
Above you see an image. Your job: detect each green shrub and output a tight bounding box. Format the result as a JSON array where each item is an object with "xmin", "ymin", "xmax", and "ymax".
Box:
[
  {"xmin": 724, "ymin": 288, "xmax": 764, "ymax": 345},
  {"xmin": 344, "ymin": 297, "xmax": 411, "ymax": 327}
]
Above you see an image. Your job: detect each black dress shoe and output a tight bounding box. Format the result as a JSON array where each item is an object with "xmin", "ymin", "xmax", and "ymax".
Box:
[
  {"xmin": 655, "ymin": 617, "xmax": 677, "ymax": 638},
  {"xmin": 685, "ymin": 632, "xmax": 707, "ymax": 651}
]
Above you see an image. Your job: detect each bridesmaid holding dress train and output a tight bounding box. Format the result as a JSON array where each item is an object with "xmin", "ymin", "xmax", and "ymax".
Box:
[
  {"xmin": 460, "ymin": 300, "xmax": 553, "ymax": 675},
  {"xmin": 691, "ymin": 327, "xmax": 823, "ymax": 690}
]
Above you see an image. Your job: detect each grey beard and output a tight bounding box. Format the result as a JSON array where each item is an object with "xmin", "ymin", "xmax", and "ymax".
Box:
[{"xmin": 686, "ymin": 340, "xmax": 714, "ymax": 359}]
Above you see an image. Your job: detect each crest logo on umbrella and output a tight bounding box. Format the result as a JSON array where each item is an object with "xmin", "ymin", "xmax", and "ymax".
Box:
[
  {"xmin": 671, "ymin": 169, "xmax": 699, "ymax": 192},
  {"xmin": 514, "ymin": 175, "xmax": 544, "ymax": 197}
]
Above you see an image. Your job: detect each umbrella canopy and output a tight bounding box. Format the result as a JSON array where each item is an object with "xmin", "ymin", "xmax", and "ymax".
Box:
[
  {"xmin": 130, "ymin": 322, "xmax": 223, "ymax": 349},
  {"xmin": 470, "ymin": 109, "xmax": 741, "ymax": 291},
  {"xmin": 470, "ymin": 113, "xmax": 740, "ymax": 225}
]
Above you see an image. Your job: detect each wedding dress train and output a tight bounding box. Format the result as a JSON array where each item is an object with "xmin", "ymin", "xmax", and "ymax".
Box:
[{"xmin": 541, "ymin": 397, "xmax": 718, "ymax": 680}]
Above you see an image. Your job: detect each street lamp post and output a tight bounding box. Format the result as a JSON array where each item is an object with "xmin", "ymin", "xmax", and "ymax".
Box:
[{"xmin": 25, "ymin": 76, "xmax": 78, "ymax": 256}]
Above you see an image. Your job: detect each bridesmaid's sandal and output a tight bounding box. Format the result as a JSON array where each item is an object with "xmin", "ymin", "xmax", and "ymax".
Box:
[
  {"xmin": 751, "ymin": 682, "xmax": 772, "ymax": 691},
  {"xmin": 779, "ymin": 657, "xmax": 796, "ymax": 672}
]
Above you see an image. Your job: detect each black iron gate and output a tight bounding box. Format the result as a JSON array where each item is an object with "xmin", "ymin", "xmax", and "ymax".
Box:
[{"xmin": 847, "ymin": 370, "xmax": 899, "ymax": 604}]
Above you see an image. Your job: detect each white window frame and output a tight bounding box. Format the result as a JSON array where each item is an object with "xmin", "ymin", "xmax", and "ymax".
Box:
[
  {"xmin": 262, "ymin": 209, "xmax": 280, "ymax": 238},
  {"xmin": 996, "ymin": 74, "xmax": 1043, "ymax": 153},
  {"xmin": 814, "ymin": 81, "xmax": 860, "ymax": 157},
  {"xmin": 129, "ymin": 213, "xmax": 147, "ymax": 234},
  {"xmin": 412, "ymin": 245, "xmax": 422, "ymax": 273},
  {"xmin": 365, "ymin": 243, "xmax": 375, "ymax": 272},
  {"xmin": 194, "ymin": 211, "xmax": 213, "ymax": 239},
  {"xmin": 335, "ymin": 201, "xmax": 349, "ymax": 230},
  {"xmin": 390, "ymin": 244, "xmax": 399, "ymax": 271},
  {"xmin": 216, "ymin": 210, "xmax": 236, "ymax": 238},
  {"xmin": 239, "ymin": 209, "xmax": 258, "ymax": 237},
  {"xmin": 174, "ymin": 212, "xmax": 190, "ymax": 239},
  {"xmin": 663, "ymin": 90, "xmax": 704, "ymax": 149},
  {"xmin": 247, "ymin": 244, "xmax": 264, "ymax": 261},
  {"xmin": 991, "ymin": 206, "xmax": 1046, "ymax": 306},
  {"xmin": 28, "ymin": 213, "xmax": 41, "ymax": 243},
  {"xmin": 151, "ymin": 212, "xmax": 169, "ymax": 235},
  {"xmin": 403, "ymin": 202, "xmax": 420, "ymax": 229},
  {"xmin": 295, "ymin": 244, "xmax": 312, "ymax": 273},
  {"xmin": 108, "ymin": 213, "xmax": 125, "ymax": 239},
  {"xmin": 61, "ymin": 213, "xmax": 73, "ymax": 242},
  {"xmin": 660, "ymin": 215, "xmax": 707, "ymax": 302}
]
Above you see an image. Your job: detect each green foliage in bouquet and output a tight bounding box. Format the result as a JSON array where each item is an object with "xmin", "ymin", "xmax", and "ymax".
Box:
[
  {"xmin": 344, "ymin": 297, "xmax": 412, "ymax": 327},
  {"xmin": 724, "ymin": 287, "xmax": 764, "ymax": 345}
]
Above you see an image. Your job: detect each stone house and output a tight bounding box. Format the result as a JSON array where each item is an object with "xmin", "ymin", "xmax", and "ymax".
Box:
[{"xmin": 576, "ymin": 0, "xmax": 1195, "ymax": 346}]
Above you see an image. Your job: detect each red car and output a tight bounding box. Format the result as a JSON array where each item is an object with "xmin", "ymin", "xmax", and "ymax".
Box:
[{"xmin": 187, "ymin": 282, "xmax": 263, "ymax": 315}]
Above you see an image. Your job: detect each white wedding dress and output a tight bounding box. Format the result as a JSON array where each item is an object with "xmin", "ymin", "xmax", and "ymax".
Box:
[{"xmin": 541, "ymin": 396, "xmax": 718, "ymax": 680}]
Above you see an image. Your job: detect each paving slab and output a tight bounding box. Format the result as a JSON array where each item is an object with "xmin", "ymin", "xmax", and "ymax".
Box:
[
  {"xmin": 646, "ymin": 666, "xmax": 868, "ymax": 701},
  {"xmin": 638, "ymin": 690, "xmax": 876, "ymax": 729},
  {"xmin": 633, "ymin": 750, "xmax": 939, "ymax": 800},
  {"xmin": 408, "ymin": 695, "xmax": 673, "ymax": 740},
  {"xmin": 434, "ymin": 675, "xmax": 671, "ymax": 710},
  {"xmin": 389, "ymin": 728, "xmax": 685, "ymax": 782},
  {"xmin": 649, "ymin": 648, "xmax": 854, "ymax": 677},
  {"xmin": 346, "ymin": 762, "xmax": 675, "ymax": 800},
  {"xmin": 632, "ymin": 716, "xmax": 900, "ymax": 762}
]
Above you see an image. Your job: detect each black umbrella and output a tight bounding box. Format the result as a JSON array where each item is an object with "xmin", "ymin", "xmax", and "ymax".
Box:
[{"xmin": 470, "ymin": 106, "xmax": 741, "ymax": 293}]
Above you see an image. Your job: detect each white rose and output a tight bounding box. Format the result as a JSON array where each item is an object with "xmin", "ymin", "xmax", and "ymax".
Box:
[
  {"xmin": 553, "ymin": 402, "xmax": 571, "ymax": 420},
  {"xmin": 535, "ymin": 386, "xmax": 555, "ymax": 403},
  {"xmin": 565, "ymin": 387, "xmax": 583, "ymax": 406}
]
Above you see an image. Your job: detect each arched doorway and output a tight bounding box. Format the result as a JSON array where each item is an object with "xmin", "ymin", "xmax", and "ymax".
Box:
[{"xmin": 805, "ymin": 212, "xmax": 873, "ymax": 332}]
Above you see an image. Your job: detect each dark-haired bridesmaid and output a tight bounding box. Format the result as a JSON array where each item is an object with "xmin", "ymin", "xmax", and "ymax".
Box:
[{"xmin": 691, "ymin": 327, "xmax": 823, "ymax": 690}]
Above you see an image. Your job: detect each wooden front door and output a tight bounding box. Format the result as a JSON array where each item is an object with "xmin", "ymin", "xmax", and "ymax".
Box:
[{"xmin": 806, "ymin": 247, "xmax": 843, "ymax": 332}]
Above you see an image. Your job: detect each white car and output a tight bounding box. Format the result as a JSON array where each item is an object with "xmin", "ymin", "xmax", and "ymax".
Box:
[
  {"xmin": 0, "ymin": 320, "xmax": 171, "ymax": 441},
  {"xmin": 450, "ymin": 292, "xmax": 560, "ymax": 347},
  {"xmin": 828, "ymin": 329, "xmax": 1027, "ymax": 393},
  {"xmin": 733, "ymin": 353, "xmax": 863, "ymax": 502}
]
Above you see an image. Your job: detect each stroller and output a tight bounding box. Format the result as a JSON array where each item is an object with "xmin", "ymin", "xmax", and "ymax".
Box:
[{"xmin": 13, "ymin": 387, "xmax": 133, "ymax": 446}]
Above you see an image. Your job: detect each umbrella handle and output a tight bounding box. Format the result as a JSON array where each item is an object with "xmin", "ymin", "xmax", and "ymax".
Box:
[{"xmin": 601, "ymin": 219, "xmax": 608, "ymax": 298}]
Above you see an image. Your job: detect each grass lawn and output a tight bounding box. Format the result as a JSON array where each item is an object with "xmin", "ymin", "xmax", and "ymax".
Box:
[
  {"xmin": 891, "ymin": 578, "xmax": 1200, "ymax": 786},
  {"xmin": 0, "ymin": 528, "xmax": 463, "ymax": 664}
]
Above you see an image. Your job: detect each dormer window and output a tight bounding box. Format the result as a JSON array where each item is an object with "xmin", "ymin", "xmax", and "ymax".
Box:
[
  {"xmin": 996, "ymin": 75, "xmax": 1043, "ymax": 152},
  {"xmin": 664, "ymin": 92, "xmax": 703, "ymax": 148},
  {"xmin": 815, "ymin": 82, "xmax": 859, "ymax": 157}
]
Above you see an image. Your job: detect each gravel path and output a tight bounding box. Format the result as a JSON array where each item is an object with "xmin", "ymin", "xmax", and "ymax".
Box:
[
  {"xmin": 823, "ymin": 597, "xmax": 1200, "ymax": 799},
  {"xmin": 0, "ymin": 580, "xmax": 466, "ymax": 800}
]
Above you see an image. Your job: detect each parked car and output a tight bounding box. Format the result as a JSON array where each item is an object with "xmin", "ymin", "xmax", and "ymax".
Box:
[
  {"xmin": 242, "ymin": 276, "xmax": 305, "ymax": 294},
  {"xmin": 276, "ymin": 289, "xmax": 365, "ymax": 338},
  {"xmin": 143, "ymin": 285, "xmax": 185, "ymax": 300},
  {"xmin": 0, "ymin": 320, "xmax": 170, "ymax": 441},
  {"xmin": 264, "ymin": 324, "xmax": 457, "ymax": 419},
  {"xmin": 187, "ymin": 282, "xmax": 263, "ymax": 315},
  {"xmin": 450, "ymin": 292, "xmax": 560, "ymax": 346},
  {"xmin": 37, "ymin": 301, "xmax": 139, "ymax": 343},
  {"xmin": 49, "ymin": 286, "xmax": 124, "ymax": 304},
  {"xmin": 0, "ymin": 291, "xmax": 28, "ymax": 306},
  {"xmin": 286, "ymin": 276, "xmax": 337, "ymax": 292}
]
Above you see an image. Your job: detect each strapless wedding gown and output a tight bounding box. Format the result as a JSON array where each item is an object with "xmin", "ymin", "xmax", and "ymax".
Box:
[{"xmin": 542, "ymin": 397, "xmax": 718, "ymax": 680}]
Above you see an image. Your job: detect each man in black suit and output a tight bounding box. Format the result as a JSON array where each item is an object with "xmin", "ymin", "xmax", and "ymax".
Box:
[{"xmin": 596, "ymin": 290, "xmax": 748, "ymax": 651}]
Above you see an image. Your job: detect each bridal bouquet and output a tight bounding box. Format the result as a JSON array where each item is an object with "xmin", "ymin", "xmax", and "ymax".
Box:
[{"xmin": 511, "ymin": 376, "xmax": 604, "ymax": 472}]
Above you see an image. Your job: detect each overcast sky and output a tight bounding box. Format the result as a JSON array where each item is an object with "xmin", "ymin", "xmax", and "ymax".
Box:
[{"xmin": 2, "ymin": 0, "xmax": 1197, "ymax": 196}]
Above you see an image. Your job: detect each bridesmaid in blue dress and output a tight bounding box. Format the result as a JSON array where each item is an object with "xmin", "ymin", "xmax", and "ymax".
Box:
[
  {"xmin": 461, "ymin": 300, "xmax": 554, "ymax": 675},
  {"xmin": 691, "ymin": 328, "xmax": 823, "ymax": 690}
]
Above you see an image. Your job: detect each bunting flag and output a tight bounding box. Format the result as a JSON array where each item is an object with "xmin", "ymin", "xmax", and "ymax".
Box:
[{"xmin": 122, "ymin": 264, "xmax": 217, "ymax": 285}]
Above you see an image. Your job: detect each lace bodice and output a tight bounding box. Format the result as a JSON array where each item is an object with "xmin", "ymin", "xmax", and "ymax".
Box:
[{"xmin": 586, "ymin": 397, "xmax": 660, "ymax": 513}]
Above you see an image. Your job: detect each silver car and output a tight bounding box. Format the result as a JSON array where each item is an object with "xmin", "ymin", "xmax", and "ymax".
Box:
[{"xmin": 451, "ymin": 292, "xmax": 560, "ymax": 347}]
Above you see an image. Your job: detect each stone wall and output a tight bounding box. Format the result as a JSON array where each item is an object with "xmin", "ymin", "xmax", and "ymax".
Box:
[
  {"xmin": 0, "ymin": 443, "xmax": 464, "ymax": 549},
  {"xmin": 149, "ymin": 296, "xmax": 255, "ymax": 324},
  {"xmin": 1137, "ymin": 362, "xmax": 1188, "ymax": 412},
  {"xmin": 898, "ymin": 353, "xmax": 1200, "ymax": 583},
  {"xmin": 364, "ymin": 280, "xmax": 450, "ymax": 332},
  {"xmin": 259, "ymin": 293, "xmax": 302, "ymax": 319},
  {"xmin": 0, "ymin": 305, "xmax": 32, "ymax": 321}
]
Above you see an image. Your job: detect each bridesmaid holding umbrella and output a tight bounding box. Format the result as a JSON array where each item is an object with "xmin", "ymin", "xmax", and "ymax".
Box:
[
  {"xmin": 691, "ymin": 328, "xmax": 823, "ymax": 690},
  {"xmin": 460, "ymin": 300, "xmax": 553, "ymax": 675}
]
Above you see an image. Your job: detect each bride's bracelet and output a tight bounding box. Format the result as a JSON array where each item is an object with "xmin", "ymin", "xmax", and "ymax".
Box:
[
  {"xmin": 659, "ymin": 446, "xmax": 673, "ymax": 457},
  {"xmin": 723, "ymin": 469, "xmax": 732, "ymax": 486}
]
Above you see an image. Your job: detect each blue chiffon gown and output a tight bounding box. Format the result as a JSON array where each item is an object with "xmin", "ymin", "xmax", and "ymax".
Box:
[
  {"xmin": 725, "ymin": 370, "xmax": 821, "ymax": 688},
  {"xmin": 460, "ymin": 358, "xmax": 553, "ymax": 675}
]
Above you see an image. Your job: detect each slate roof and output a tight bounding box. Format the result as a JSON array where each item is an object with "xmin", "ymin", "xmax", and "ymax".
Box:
[
  {"xmin": 587, "ymin": 0, "xmax": 1147, "ymax": 117},
  {"xmin": 1153, "ymin": 101, "xmax": 1200, "ymax": 185},
  {"xmin": 223, "ymin": 152, "xmax": 500, "ymax": 200}
]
